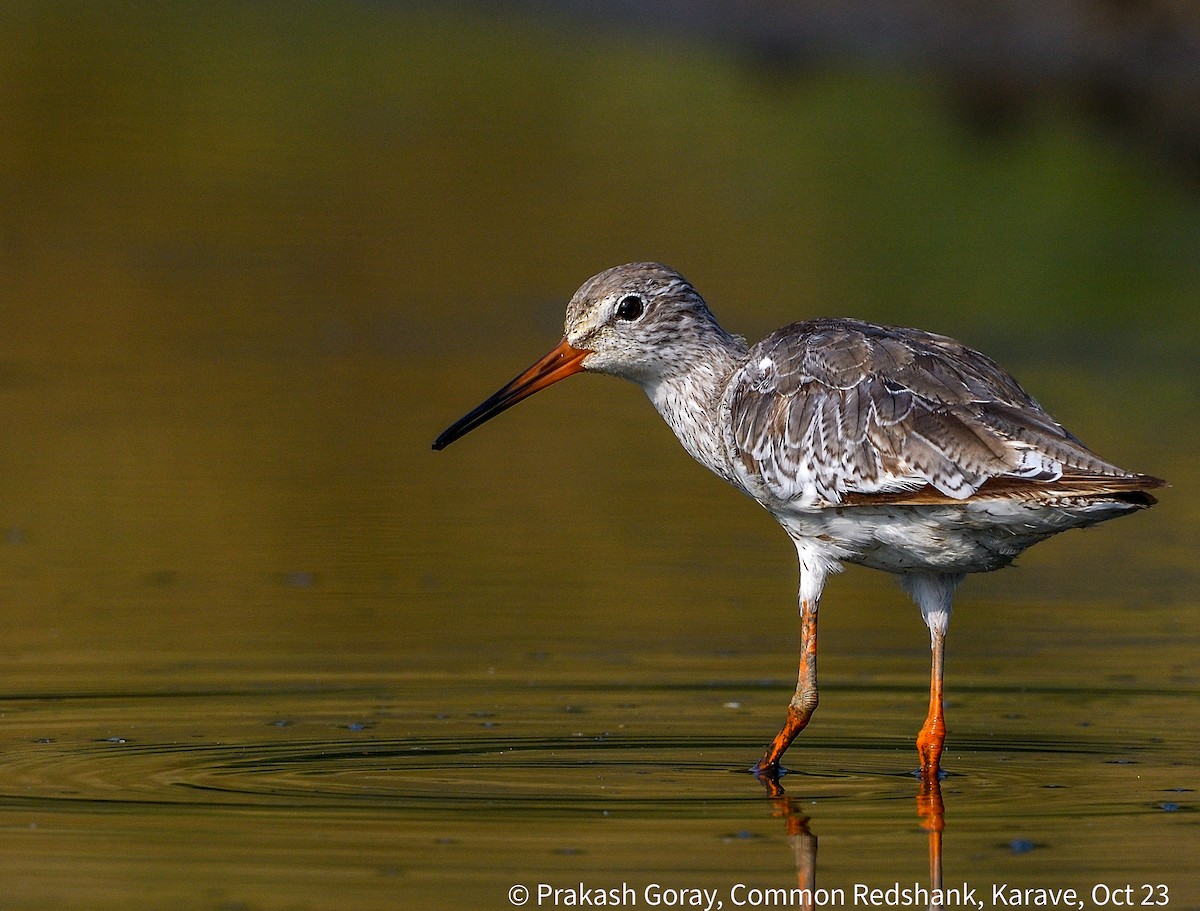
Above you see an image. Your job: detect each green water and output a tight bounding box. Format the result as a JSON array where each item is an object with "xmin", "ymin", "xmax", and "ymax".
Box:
[{"xmin": 0, "ymin": 4, "xmax": 1196, "ymax": 909}]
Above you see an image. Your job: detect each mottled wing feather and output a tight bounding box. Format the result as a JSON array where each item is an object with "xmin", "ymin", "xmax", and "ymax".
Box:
[{"xmin": 727, "ymin": 319, "xmax": 1155, "ymax": 507}]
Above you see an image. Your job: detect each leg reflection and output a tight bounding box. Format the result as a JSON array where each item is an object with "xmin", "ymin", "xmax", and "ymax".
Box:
[
  {"xmin": 918, "ymin": 777, "xmax": 946, "ymax": 911},
  {"xmin": 754, "ymin": 772, "xmax": 947, "ymax": 911},
  {"xmin": 755, "ymin": 773, "xmax": 817, "ymax": 910}
]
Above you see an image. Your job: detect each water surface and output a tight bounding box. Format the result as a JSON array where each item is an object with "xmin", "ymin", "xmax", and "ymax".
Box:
[{"xmin": 0, "ymin": 4, "xmax": 1196, "ymax": 909}]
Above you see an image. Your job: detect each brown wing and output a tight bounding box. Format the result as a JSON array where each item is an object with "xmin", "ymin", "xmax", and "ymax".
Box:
[{"xmin": 726, "ymin": 319, "xmax": 1163, "ymax": 506}]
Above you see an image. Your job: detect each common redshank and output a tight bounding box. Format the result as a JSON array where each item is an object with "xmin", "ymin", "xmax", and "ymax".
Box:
[{"xmin": 432, "ymin": 263, "xmax": 1164, "ymax": 780}]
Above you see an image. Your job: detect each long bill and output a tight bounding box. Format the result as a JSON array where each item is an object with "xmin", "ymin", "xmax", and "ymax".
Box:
[{"xmin": 432, "ymin": 338, "xmax": 591, "ymax": 451}]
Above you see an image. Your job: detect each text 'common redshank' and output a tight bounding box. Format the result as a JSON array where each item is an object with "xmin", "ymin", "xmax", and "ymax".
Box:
[{"xmin": 433, "ymin": 263, "xmax": 1164, "ymax": 781}]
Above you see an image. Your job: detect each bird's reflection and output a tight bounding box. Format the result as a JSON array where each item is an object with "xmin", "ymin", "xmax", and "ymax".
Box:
[
  {"xmin": 757, "ymin": 773, "xmax": 818, "ymax": 905},
  {"xmin": 917, "ymin": 778, "xmax": 945, "ymax": 911},
  {"xmin": 754, "ymin": 770, "xmax": 946, "ymax": 911}
]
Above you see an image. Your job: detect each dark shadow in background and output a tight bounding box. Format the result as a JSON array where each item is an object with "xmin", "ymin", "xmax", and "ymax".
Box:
[{"xmin": 454, "ymin": 0, "xmax": 1200, "ymax": 180}]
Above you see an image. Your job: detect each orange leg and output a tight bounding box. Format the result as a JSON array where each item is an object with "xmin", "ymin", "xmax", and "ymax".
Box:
[
  {"xmin": 752, "ymin": 601, "xmax": 818, "ymax": 778},
  {"xmin": 916, "ymin": 627, "xmax": 946, "ymax": 779}
]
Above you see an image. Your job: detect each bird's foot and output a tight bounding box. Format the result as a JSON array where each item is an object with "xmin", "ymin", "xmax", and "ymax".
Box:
[
  {"xmin": 749, "ymin": 758, "xmax": 789, "ymax": 779},
  {"xmin": 749, "ymin": 760, "xmax": 790, "ymax": 797},
  {"xmin": 910, "ymin": 764, "xmax": 948, "ymax": 782}
]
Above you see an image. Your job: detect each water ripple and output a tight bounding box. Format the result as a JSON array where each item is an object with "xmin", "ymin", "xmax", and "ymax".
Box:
[{"xmin": 0, "ymin": 727, "xmax": 1183, "ymax": 820}]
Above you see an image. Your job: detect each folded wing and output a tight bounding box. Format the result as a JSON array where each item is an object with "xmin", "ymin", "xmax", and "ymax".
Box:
[{"xmin": 725, "ymin": 319, "xmax": 1163, "ymax": 507}]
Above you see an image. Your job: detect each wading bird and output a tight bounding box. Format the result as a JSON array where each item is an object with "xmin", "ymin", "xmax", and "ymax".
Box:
[{"xmin": 433, "ymin": 263, "xmax": 1163, "ymax": 780}]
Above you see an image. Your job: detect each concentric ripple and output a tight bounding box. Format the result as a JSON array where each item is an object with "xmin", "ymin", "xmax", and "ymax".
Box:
[{"xmin": 0, "ymin": 680, "xmax": 1191, "ymax": 820}]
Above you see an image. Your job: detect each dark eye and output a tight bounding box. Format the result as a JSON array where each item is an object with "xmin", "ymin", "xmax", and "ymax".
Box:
[{"xmin": 615, "ymin": 294, "xmax": 644, "ymax": 321}]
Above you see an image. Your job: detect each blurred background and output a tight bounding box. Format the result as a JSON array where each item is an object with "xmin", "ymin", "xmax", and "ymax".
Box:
[
  {"xmin": 0, "ymin": 0, "xmax": 1194, "ymax": 678},
  {"xmin": 0, "ymin": 2, "xmax": 1196, "ymax": 908}
]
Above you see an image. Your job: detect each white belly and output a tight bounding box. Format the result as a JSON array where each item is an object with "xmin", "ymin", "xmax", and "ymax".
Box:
[{"xmin": 773, "ymin": 498, "xmax": 1140, "ymax": 575}]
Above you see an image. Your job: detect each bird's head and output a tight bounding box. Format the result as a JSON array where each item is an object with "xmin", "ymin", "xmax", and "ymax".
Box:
[
  {"xmin": 560, "ymin": 262, "xmax": 718, "ymax": 383},
  {"xmin": 432, "ymin": 262, "xmax": 718, "ymax": 450}
]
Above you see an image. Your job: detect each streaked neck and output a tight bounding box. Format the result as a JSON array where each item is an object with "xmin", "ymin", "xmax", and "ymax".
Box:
[{"xmin": 643, "ymin": 328, "xmax": 747, "ymax": 484}]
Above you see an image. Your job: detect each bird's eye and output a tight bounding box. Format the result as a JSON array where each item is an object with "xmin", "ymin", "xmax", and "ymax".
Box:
[{"xmin": 615, "ymin": 294, "xmax": 644, "ymax": 321}]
